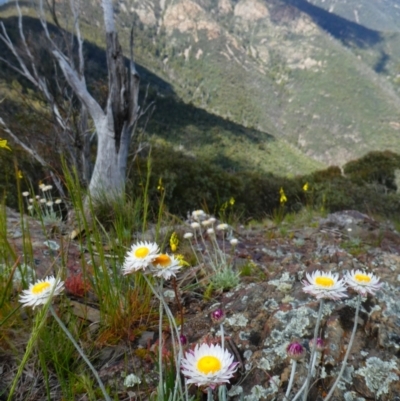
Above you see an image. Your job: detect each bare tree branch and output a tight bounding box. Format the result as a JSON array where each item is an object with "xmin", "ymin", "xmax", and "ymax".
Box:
[
  {"xmin": 52, "ymin": 50, "xmax": 105, "ymax": 125},
  {"xmin": 0, "ymin": 118, "xmax": 47, "ymax": 167},
  {"xmin": 0, "ymin": 117, "xmax": 66, "ymax": 197},
  {"xmin": 69, "ymin": 0, "xmax": 85, "ymax": 78}
]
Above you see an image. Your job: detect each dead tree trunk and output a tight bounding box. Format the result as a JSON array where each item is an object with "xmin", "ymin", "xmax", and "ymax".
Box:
[
  {"xmin": 87, "ymin": 0, "xmax": 140, "ymax": 199},
  {"xmin": 54, "ymin": 0, "xmax": 140, "ymax": 201},
  {"xmin": 0, "ymin": 0, "xmax": 140, "ymax": 202}
]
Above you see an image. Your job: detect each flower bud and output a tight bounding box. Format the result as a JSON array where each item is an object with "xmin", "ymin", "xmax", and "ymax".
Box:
[
  {"xmin": 211, "ymin": 308, "xmax": 225, "ymax": 324},
  {"xmin": 217, "ymin": 223, "xmax": 229, "ymax": 231},
  {"xmin": 309, "ymin": 337, "xmax": 324, "ymax": 352},
  {"xmin": 287, "ymin": 342, "xmax": 306, "ymax": 360},
  {"xmin": 192, "ymin": 210, "xmax": 206, "ymax": 221},
  {"xmin": 179, "ymin": 334, "xmax": 188, "ymax": 346}
]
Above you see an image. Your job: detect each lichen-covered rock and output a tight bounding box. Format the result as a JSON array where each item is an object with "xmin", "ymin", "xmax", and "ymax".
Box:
[{"xmin": 183, "ymin": 211, "xmax": 400, "ymax": 400}]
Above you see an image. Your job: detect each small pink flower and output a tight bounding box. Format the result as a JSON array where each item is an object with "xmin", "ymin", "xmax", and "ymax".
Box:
[
  {"xmin": 309, "ymin": 337, "xmax": 325, "ymax": 352},
  {"xmin": 211, "ymin": 309, "xmax": 225, "ymax": 324},
  {"xmin": 286, "ymin": 342, "xmax": 306, "ymax": 360}
]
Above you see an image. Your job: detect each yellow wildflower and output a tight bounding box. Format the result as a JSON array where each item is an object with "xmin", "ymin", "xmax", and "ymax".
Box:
[
  {"xmin": 157, "ymin": 177, "xmax": 164, "ymax": 192},
  {"xmin": 170, "ymin": 232, "xmax": 179, "ymax": 253},
  {"xmin": 279, "ymin": 187, "xmax": 287, "ymax": 204},
  {"xmin": 303, "ymin": 182, "xmax": 309, "ymax": 192},
  {"xmin": 175, "ymin": 254, "xmax": 190, "ymax": 267},
  {"xmin": 0, "ymin": 139, "xmax": 11, "ymax": 151}
]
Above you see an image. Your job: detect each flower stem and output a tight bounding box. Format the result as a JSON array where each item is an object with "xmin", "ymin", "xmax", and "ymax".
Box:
[
  {"xmin": 207, "ymin": 387, "xmax": 214, "ymax": 401},
  {"xmin": 285, "ymin": 359, "xmax": 297, "ymax": 398},
  {"xmin": 143, "ymin": 275, "xmax": 184, "ymax": 399},
  {"xmin": 290, "ymin": 352, "xmax": 318, "ymax": 401},
  {"xmin": 323, "ymin": 294, "xmax": 361, "ymax": 401},
  {"xmin": 158, "ymin": 280, "xmax": 164, "ymax": 399},
  {"xmin": 172, "ymin": 276, "xmax": 184, "ymax": 336},
  {"xmin": 218, "ymin": 384, "xmax": 227, "ymax": 401},
  {"xmin": 49, "ymin": 305, "xmax": 111, "ymax": 401},
  {"xmin": 302, "ymin": 299, "xmax": 324, "ymax": 401},
  {"xmin": 291, "ymin": 381, "xmax": 307, "ymax": 401},
  {"xmin": 220, "ymin": 323, "xmax": 225, "ymax": 350}
]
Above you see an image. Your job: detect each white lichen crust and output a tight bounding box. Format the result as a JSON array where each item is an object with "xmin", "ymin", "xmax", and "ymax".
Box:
[{"xmin": 356, "ymin": 357, "xmax": 398, "ymax": 397}]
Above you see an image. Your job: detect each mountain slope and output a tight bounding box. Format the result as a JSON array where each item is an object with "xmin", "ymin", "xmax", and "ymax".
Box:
[
  {"xmin": 307, "ymin": 0, "xmax": 400, "ymax": 33},
  {"xmin": 2, "ymin": 0, "xmax": 400, "ymax": 174},
  {"xmin": 114, "ymin": 0, "xmax": 400, "ymax": 165}
]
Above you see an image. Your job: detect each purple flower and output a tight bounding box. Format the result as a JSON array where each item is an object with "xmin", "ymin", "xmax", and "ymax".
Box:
[
  {"xmin": 309, "ymin": 337, "xmax": 325, "ymax": 352},
  {"xmin": 286, "ymin": 342, "xmax": 306, "ymax": 360},
  {"xmin": 211, "ymin": 309, "xmax": 225, "ymax": 324},
  {"xmin": 179, "ymin": 334, "xmax": 188, "ymax": 346}
]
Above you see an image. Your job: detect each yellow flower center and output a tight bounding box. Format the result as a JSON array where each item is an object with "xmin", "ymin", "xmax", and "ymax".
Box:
[
  {"xmin": 315, "ymin": 276, "xmax": 335, "ymax": 287},
  {"xmin": 153, "ymin": 254, "xmax": 171, "ymax": 268},
  {"xmin": 134, "ymin": 247, "xmax": 149, "ymax": 258},
  {"xmin": 354, "ymin": 273, "xmax": 371, "ymax": 283},
  {"xmin": 32, "ymin": 282, "xmax": 51, "ymax": 294},
  {"xmin": 197, "ymin": 356, "xmax": 222, "ymax": 374}
]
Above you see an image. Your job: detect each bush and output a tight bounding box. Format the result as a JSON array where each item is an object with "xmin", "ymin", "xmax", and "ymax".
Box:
[
  {"xmin": 343, "ymin": 150, "xmax": 400, "ymax": 192},
  {"xmin": 128, "ymin": 144, "xmax": 304, "ymax": 220}
]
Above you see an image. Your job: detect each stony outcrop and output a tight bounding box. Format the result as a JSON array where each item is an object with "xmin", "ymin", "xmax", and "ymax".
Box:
[{"xmin": 183, "ymin": 210, "xmax": 400, "ymax": 400}]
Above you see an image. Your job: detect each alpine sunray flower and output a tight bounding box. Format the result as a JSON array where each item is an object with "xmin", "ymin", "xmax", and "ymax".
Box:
[
  {"xmin": 19, "ymin": 276, "xmax": 64, "ymax": 309},
  {"xmin": 181, "ymin": 343, "xmax": 239, "ymax": 389},
  {"xmin": 122, "ymin": 241, "xmax": 160, "ymax": 275},
  {"xmin": 345, "ymin": 270, "xmax": 382, "ymax": 296},
  {"xmin": 149, "ymin": 253, "xmax": 181, "ymax": 280},
  {"xmin": 302, "ymin": 270, "xmax": 347, "ymax": 300}
]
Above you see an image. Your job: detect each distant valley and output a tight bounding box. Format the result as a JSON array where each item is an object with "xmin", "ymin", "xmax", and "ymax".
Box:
[{"xmin": 1, "ymin": 0, "xmax": 400, "ymax": 176}]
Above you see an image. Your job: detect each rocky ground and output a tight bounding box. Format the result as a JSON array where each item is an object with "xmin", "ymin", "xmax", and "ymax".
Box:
[{"xmin": 2, "ymin": 208, "xmax": 400, "ymax": 400}]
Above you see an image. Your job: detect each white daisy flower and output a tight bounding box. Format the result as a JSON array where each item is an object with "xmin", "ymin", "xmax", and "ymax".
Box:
[
  {"xmin": 184, "ymin": 232, "xmax": 193, "ymax": 239},
  {"xmin": 345, "ymin": 270, "xmax": 382, "ymax": 296},
  {"xmin": 302, "ymin": 270, "xmax": 348, "ymax": 300},
  {"xmin": 192, "ymin": 210, "xmax": 206, "ymax": 221},
  {"xmin": 46, "ymin": 201, "xmax": 54, "ymax": 207},
  {"xmin": 122, "ymin": 241, "xmax": 160, "ymax": 275},
  {"xmin": 230, "ymin": 238, "xmax": 238, "ymax": 246},
  {"xmin": 201, "ymin": 219, "xmax": 213, "ymax": 227},
  {"xmin": 149, "ymin": 253, "xmax": 181, "ymax": 280},
  {"xmin": 181, "ymin": 343, "xmax": 239, "ymax": 389},
  {"xmin": 207, "ymin": 228, "xmax": 215, "ymax": 235},
  {"xmin": 19, "ymin": 276, "xmax": 64, "ymax": 309},
  {"xmin": 55, "ymin": 199, "xmax": 62, "ymax": 204},
  {"xmin": 216, "ymin": 223, "xmax": 229, "ymax": 231},
  {"xmin": 124, "ymin": 373, "xmax": 141, "ymax": 387},
  {"xmin": 190, "ymin": 222, "xmax": 200, "ymax": 229},
  {"xmin": 22, "ymin": 191, "xmax": 29, "ymax": 197}
]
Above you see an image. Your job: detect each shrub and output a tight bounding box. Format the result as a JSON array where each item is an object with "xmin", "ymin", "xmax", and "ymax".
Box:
[{"xmin": 343, "ymin": 150, "xmax": 400, "ymax": 192}]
